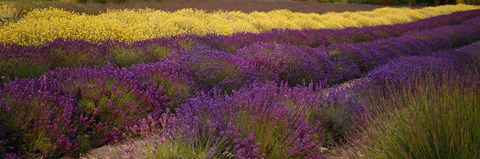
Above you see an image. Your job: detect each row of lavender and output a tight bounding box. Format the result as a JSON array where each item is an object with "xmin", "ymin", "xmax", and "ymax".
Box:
[
  {"xmin": 1, "ymin": 10, "xmax": 480, "ymax": 80},
  {"xmin": 191, "ymin": 9, "xmax": 480, "ymax": 51},
  {"xmin": 1, "ymin": 13, "xmax": 480, "ymax": 157},
  {"xmin": 148, "ymin": 16, "xmax": 480, "ymax": 92},
  {"xmin": 1, "ymin": 40, "xmax": 478, "ymax": 158},
  {"xmin": 148, "ymin": 42, "xmax": 480, "ymax": 158}
]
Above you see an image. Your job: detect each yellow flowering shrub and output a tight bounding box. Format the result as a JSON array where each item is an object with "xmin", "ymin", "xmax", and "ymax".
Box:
[
  {"xmin": 0, "ymin": 4, "xmax": 17, "ymax": 19},
  {"xmin": 0, "ymin": 4, "xmax": 477, "ymax": 45}
]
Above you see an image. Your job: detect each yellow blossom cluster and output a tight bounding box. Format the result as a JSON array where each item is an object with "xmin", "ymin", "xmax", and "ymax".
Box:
[
  {"xmin": 0, "ymin": 4, "xmax": 477, "ymax": 45},
  {"xmin": 0, "ymin": 4, "xmax": 17, "ymax": 20}
]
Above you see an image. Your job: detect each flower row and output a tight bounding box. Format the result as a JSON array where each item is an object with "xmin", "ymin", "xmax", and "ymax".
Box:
[
  {"xmin": 143, "ymin": 43, "xmax": 480, "ymax": 158},
  {"xmin": 0, "ymin": 4, "xmax": 477, "ymax": 45},
  {"xmin": 1, "ymin": 18, "xmax": 480, "ymax": 157},
  {"xmin": 2, "ymin": 10, "xmax": 479, "ymax": 80}
]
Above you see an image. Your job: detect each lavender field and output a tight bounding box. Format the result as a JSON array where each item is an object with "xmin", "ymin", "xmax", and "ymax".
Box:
[{"xmin": 0, "ymin": 2, "xmax": 479, "ymax": 159}]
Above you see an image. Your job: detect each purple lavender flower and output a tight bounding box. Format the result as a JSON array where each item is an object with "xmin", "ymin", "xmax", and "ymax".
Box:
[
  {"xmin": 159, "ymin": 82, "xmax": 366, "ymax": 158},
  {"xmin": 0, "ymin": 78, "xmax": 79, "ymax": 158},
  {"xmin": 453, "ymin": 42, "xmax": 480, "ymax": 70},
  {"xmin": 237, "ymin": 43, "xmax": 327, "ymax": 86},
  {"xmin": 367, "ymin": 56, "xmax": 456, "ymax": 89},
  {"xmin": 165, "ymin": 46, "xmax": 265, "ymax": 92},
  {"xmin": 46, "ymin": 64, "xmax": 167, "ymax": 150},
  {"xmin": 324, "ymin": 20, "xmax": 480, "ymax": 84},
  {"xmin": 131, "ymin": 62, "xmax": 195, "ymax": 107},
  {"xmin": 46, "ymin": 39, "xmax": 111, "ymax": 68}
]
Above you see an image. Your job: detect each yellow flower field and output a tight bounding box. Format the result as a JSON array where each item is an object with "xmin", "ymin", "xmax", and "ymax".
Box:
[{"xmin": 0, "ymin": 4, "xmax": 477, "ymax": 45}]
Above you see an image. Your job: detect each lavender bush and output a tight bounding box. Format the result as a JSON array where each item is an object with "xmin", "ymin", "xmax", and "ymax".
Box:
[
  {"xmin": 47, "ymin": 39, "xmax": 111, "ymax": 68},
  {"xmin": 165, "ymin": 47, "xmax": 266, "ymax": 92},
  {"xmin": 134, "ymin": 81, "xmax": 366, "ymax": 158},
  {"xmin": 0, "ymin": 38, "xmax": 178, "ymax": 79},
  {"xmin": 0, "ymin": 44, "xmax": 51, "ymax": 79},
  {"xmin": 156, "ymin": 83, "xmax": 323, "ymax": 158},
  {"xmin": 362, "ymin": 71, "xmax": 480, "ymax": 159},
  {"xmin": 450, "ymin": 42, "xmax": 480, "ymax": 71},
  {"xmin": 366, "ymin": 41, "xmax": 480, "ymax": 90},
  {"xmin": 237, "ymin": 43, "xmax": 329, "ymax": 86},
  {"xmin": 131, "ymin": 62, "xmax": 195, "ymax": 107},
  {"xmin": 45, "ymin": 65, "xmax": 167, "ymax": 152},
  {"xmin": 366, "ymin": 56, "xmax": 455, "ymax": 88},
  {"xmin": 0, "ymin": 79, "xmax": 78, "ymax": 158}
]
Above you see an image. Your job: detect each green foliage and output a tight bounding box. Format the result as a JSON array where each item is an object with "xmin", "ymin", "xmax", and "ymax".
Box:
[
  {"xmin": 314, "ymin": 103, "xmax": 355, "ymax": 146},
  {"xmin": 144, "ymin": 139, "xmax": 212, "ymax": 159},
  {"xmin": 457, "ymin": 0, "xmax": 480, "ymax": 4},
  {"xmin": 112, "ymin": 47, "xmax": 143, "ymax": 67},
  {"xmin": 295, "ymin": 0, "xmax": 467, "ymax": 5},
  {"xmin": 155, "ymin": 76, "xmax": 190, "ymax": 106},
  {"xmin": 150, "ymin": 46, "xmax": 171, "ymax": 59},
  {"xmin": 235, "ymin": 111, "xmax": 288, "ymax": 158},
  {"xmin": 0, "ymin": 58, "xmax": 50, "ymax": 78},
  {"xmin": 362, "ymin": 73, "xmax": 480, "ymax": 159},
  {"xmin": 50, "ymin": 49, "xmax": 107, "ymax": 68}
]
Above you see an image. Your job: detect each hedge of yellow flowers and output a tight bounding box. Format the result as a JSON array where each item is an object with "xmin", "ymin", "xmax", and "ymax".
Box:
[{"xmin": 0, "ymin": 4, "xmax": 478, "ymax": 45}]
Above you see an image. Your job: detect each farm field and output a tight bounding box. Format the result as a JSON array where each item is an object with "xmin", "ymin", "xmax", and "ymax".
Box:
[
  {"xmin": 0, "ymin": 0, "xmax": 387, "ymax": 14},
  {"xmin": 1, "ymin": 1, "xmax": 480, "ymax": 159}
]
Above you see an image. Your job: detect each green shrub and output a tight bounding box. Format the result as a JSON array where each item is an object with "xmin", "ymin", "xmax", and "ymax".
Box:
[
  {"xmin": 0, "ymin": 58, "xmax": 50, "ymax": 78},
  {"xmin": 150, "ymin": 46, "xmax": 171, "ymax": 59},
  {"xmin": 112, "ymin": 47, "xmax": 143, "ymax": 67}
]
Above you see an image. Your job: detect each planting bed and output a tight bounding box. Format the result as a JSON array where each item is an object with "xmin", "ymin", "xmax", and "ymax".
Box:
[{"xmin": 0, "ymin": 3, "xmax": 479, "ymax": 159}]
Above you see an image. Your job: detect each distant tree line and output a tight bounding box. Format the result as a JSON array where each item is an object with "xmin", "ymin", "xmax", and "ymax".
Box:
[{"xmin": 296, "ymin": 0, "xmax": 479, "ymax": 5}]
